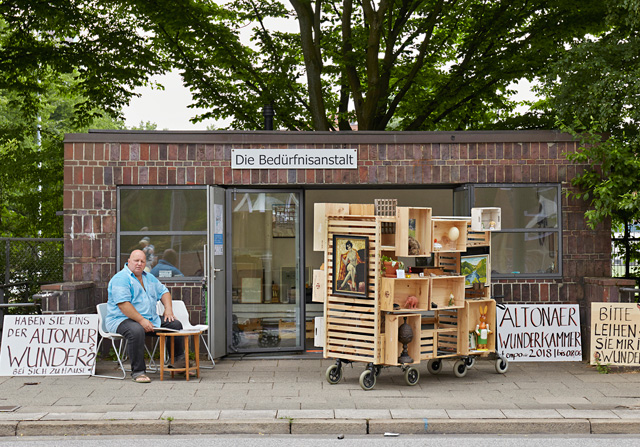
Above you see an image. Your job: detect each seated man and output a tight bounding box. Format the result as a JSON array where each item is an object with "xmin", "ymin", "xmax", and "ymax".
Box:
[
  {"xmin": 106, "ymin": 249, "xmax": 188, "ymax": 383},
  {"xmin": 150, "ymin": 248, "xmax": 184, "ymax": 278}
]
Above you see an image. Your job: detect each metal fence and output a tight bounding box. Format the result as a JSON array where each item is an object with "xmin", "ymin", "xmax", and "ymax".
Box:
[
  {"xmin": 611, "ymin": 232, "xmax": 639, "ymax": 302},
  {"xmin": 0, "ymin": 237, "xmax": 64, "ymax": 317}
]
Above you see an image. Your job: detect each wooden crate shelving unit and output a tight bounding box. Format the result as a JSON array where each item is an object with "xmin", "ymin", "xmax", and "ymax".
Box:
[
  {"xmin": 318, "ymin": 202, "xmax": 504, "ymax": 388},
  {"xmin": 395, "ymin": 206, "xmax": 432, "ymax": 256}
]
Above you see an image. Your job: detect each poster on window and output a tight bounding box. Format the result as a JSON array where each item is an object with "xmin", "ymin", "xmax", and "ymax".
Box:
[
  {"xmin": 496, "ymin": 304, "xmax": 582, "ymax": 362},
  {"xmin": 0, "ymin": 314, "xmax": 98, "ymax": 376}
]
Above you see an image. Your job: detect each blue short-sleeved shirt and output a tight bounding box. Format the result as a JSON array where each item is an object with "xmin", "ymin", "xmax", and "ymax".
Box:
[{"xmin": 105, "ymin": 263, "xmax": 169, "ymax": 333}]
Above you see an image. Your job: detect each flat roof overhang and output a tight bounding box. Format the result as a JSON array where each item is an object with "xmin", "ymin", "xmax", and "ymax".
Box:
[{"xmin": 64, "ymin": 129, "xmax": 576, "ymax": 145}]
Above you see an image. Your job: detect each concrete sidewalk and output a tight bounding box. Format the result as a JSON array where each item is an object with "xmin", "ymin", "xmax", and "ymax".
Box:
[{"xmin": 1, "ymin": 357, "xmax": 640, "ymax": 436}]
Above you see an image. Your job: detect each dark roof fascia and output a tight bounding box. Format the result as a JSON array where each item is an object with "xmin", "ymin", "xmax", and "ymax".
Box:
[{"xmin": 64, "ymin": 129, "xmax": 576, "ymax": 145}]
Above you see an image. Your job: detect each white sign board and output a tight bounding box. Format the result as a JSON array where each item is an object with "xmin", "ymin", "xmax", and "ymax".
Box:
[
  {"xmin": 591, "ymin": 302, "xmax": 640, "ymax": 366},
  {"xmin": 496, "ymin": 304, "xmax": 582, "ymax": 362},
  {"xmin": 0, "ymin": 314, "xmax": 98, "ymax": 376},
  {"xmin": 232, "ymin": 148, "xmax": 357, "ymax": 169}
]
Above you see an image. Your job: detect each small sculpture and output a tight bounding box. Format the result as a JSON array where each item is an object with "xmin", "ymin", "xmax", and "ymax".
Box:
[
  {"xmin": 433, "ymin": 238, "xmax": 442, "ymax": 250},
  {"xmin": 398, "ymin": 317, "xmax": 414, "ymax": 364},
  {"xmin": 489, "ymin": 220, "xmax": 496, "ymax": 230},
  {"xmin": 404, "ymin": 295, "xmax": 418, "ymax": 309},
  {"xmin": 448, "ymin": 292, "xmax": 454, "ymax": 307},
  {"xmin": 408, "ymin": 236, "xmax": 421, "ymax": 255},
  {"xmin": 475, "ymin": 305, "xmax": 492, "ymax": 350}
]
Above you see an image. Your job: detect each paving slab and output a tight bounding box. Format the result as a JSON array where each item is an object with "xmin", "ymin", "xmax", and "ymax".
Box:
[
  {"xmin": 103, "ymin": 411, "xmax": 163, "ymax": 420},
  {"xmin": 446, "ymin": 409, "xmax": 506, "ymax": 419},
  {"xmin": 219, "ymin": 410, "xmax": 277, "ymax": 419},
  {"xmin": 0, "ymin": 413, "xmax": 45, "ymax": 421},
  {"xmin": 277, "ymin": 409, "xmax": 334, "ymax": 419},
  {"xmin": 160, "ymin": 410, "xmax": 220, "ymax": 420},
  {"xmin": 41, "ymin": 412, "xmax": 106, "ymax": 421},
  {"xmin": 556, "ymin": 409, "xmax": 620, "ymax": 419},
  {"xmin": 390, "ymin": 409, "xmax": 448, "ymax": 419},
  {"xmin": 334, "ymin": 409, "xmax": 391, "ymax": 419},
  {"xmin": 501, "ymin": 409, "xmax": 563, "ymax": 419}
]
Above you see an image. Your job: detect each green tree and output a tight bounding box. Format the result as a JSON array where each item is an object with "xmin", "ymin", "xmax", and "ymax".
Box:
[
  {"xmin": 537, "ymin": 0, "xmax": 640, "ymax": 275},
  {"xmin": 130, "ymin": 0, "xmax": 608, "ymax": 131},
  {"xmin": 4, "ymin": 1, "xmax": 609, "ymax": 131}
]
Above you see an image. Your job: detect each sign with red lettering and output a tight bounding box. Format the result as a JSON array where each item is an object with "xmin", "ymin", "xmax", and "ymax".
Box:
[
  {"xmin": 0, "ymin": 315, "xmax": 98, "ymax": 376},
  {"xmin": 496, "ymin": 304, "xmax": 582, "ymax": 362},
  {"xmin": 591, "ymin": 303, "xmax": 640, "ymax": 367}
]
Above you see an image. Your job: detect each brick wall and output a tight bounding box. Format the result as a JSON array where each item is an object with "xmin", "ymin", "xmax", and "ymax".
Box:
[{"xmin": 62, "ymin": 131, "xmax": 611, "ymax": 318}]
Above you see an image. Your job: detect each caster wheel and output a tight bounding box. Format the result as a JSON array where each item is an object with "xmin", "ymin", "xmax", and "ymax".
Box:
[
  {"xmin": 326, "ymin": 364, "xmax": 342, "ymax": 384},
  {"xmin": 453, "ymin": 359, "xmax": 468, "ymax": 378},
  {"xmin": 359, "ymin": 369, "xmax": 376, "ymax": 390},
  {"xmin": 427, "ymin": 359, "xmax": 442, "ymax": 375},
  {"xmin": 404, "ymin": 367, "xmax": 420, "ymax": 386},
  {"xmin": 465, "ymin": 356, "xmax": 476, "ymax": 368},
  {"xmin": 495, "ymin": 357, "xmax": 509, "ymax": 374}
]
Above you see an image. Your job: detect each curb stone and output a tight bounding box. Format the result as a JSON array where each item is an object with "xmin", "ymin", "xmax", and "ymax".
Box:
[
  {"xmin": 170, "ymin": 419, "xmax": 290, "ymax": 435},
  {"xmin": 0, "ymin": 421, "xmax": 16, "ymax": 437},
  {"xmin": 590, "ymin": 419, "xmax": 640, "ymax": 434},
  {"xmin": 290, "ymin": 419, "xmax": 367, "ymax": 435},
  {"xmin": 16, "ymin": 420, "xmax": 169, "ymax": 437},
  {"xmin": 368, "ymin": 419, "xmax": 592, "ymax": 435}
]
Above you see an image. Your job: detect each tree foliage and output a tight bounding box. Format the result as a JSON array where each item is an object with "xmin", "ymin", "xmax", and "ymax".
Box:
[
  {"xmin": 537, "ymin": 0, "xmax": 640, "ymax": 229},
  {"xmin": 2, "ymin": 1, "xmax": 611, "ymax": 131},
  {"xmin": 126, "ymin": 0, "xmax": 607, "ymax": 131}
]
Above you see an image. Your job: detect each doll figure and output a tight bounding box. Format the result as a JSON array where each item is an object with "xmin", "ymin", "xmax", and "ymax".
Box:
[{"xmin": 475, "ymin": 305, "xmax": 492, "ymax": 350}]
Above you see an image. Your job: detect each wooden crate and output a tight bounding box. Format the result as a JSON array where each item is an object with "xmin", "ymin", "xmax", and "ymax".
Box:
[
  {"xmin": 324, "ymin": 215, "xmax": 381, "ymax": 363},
  {"xmin": 312, "ymin": 269, "xmax": 326, "ymax": 302},
  {"xmin": 379, "ymin": 277, "xmax": 430, "ymax": 311},
  {"xmin": 350, "ymin": 203, "xmax": 375, "ymax": 215},
  {"xmin": 466, "ymin": 221, "xmax": 491, "ymax": 247},
  {"xmin": 430, "ymin": 275, "xmax": 465, "ymax": 309},
  {"xmin": 420, "ymin": 329, "xmax": 436, "ymax": 360},
  {"xmin": 435, "ymin": 252, "xmax": 460, "ymax": 274},
  {"xmin": 313, "ymin": 203, "xmax": 349, "ymax": 251},
  {"xmin": 432, "ymin": 218, "xmax": 469, "ymax": 252},
  {"xmin": 383, "ymin": 313, "xmax": 421, "ymax": 365},
  {"xmin": 460, "ymin": 299, "xmax": 497, "ymax": 354},
  {"xmin": 395, "ymin": 207, "xmax": 432, "ymax": 256},
  {"xmin": 471, "ymin": 207, "xmax": 501, "ymax": 231}
]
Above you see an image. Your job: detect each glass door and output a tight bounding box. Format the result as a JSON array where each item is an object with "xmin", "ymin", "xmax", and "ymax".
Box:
[{"xmin": 227, "ymin": 189, "xmax": 304, "ymax": 353}]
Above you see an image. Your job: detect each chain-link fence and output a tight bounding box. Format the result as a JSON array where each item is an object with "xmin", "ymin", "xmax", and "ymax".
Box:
[{"xmin": 0, "ymin": 237, "xmax": 63, "ymax": 316}]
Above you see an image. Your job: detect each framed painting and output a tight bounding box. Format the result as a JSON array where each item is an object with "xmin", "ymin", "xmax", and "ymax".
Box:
[
  {"xmin": 332, "ymin": 235, "xmax": 369, "ymax": 298},
  {"xmin": 461, "ymin": 254, "xmax": 490, "ymax": 288}
]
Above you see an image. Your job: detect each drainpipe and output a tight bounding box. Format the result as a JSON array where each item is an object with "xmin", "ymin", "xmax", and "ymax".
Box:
[{"xmin": 263, "ymin": 104, "xmax": 274, "ymax": 131}]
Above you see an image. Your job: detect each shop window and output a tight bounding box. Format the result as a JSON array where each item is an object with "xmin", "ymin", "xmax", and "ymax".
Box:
[
  {"xmin": 472, "ymin": 184, "xmax": 561, "ymax": 278},
  {"xmin": 118, "ymin": 187, "xmax": 207, "ymax": 279}
]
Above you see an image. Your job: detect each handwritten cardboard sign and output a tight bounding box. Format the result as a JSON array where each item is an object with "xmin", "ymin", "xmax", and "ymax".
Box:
[
  {"xmin": 0, "ymin": 314, "xmax": 98, "ymax": 376},
  {"xmin": 497, "ymin": 304, "xmax": 582, "ymax": 362},
  {"xmin": 591, "ymin": 302, "xmax": 640, "ymax": 366}
]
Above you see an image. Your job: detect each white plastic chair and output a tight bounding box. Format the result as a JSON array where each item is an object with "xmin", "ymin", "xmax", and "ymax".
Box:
[
  {"xmin": 95, "ymin": 303, "xmax": 158, "ymax": 378},
  {"xmin": 94, "ymin": 303, "xmax": 126, "ymax": 379},
  {"xmin": 157, "ymin": 300, "xmax": 215, "ymax": 368}
]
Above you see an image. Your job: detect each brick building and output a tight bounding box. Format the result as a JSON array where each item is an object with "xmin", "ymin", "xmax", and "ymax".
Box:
[{"xmin": 49, "ymin": 130, "xmax": 613, "ymax": 358}]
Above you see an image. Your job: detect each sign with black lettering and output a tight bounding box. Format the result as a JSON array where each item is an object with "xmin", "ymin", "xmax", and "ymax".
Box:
[
  {"xmin": 231, "ymin": 148, "xmax": 358, "ymax": 169},
  {"xmin": 591, "ymin": 303, "xmax": 640, "ymax": 366},
  {"xmin": 497, "ymin": 304, "xmax": 582, "ymax": 362},
  {"xmin": 0, "ymin": 314, "xmax": 98, "ymax": 376}
]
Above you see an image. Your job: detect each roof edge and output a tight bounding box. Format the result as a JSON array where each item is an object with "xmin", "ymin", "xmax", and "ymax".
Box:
[{"xmin": 64, "ymin": 129, "xmax": 576, "ymax": 145}]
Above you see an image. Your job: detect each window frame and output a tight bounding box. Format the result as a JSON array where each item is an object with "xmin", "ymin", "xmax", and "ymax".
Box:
[
  {"xmin": 117, "ymin": 185, "xmax": 208, "ymax": 282},
  {"xmin": 468, "ymin": 183, "xmax": 563, "ymax": 280}
]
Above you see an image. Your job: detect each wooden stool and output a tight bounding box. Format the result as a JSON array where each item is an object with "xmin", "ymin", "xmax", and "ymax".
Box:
[{"xmin": 156, "ymin": 330, "xmax": 202, "ymax": 381}]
